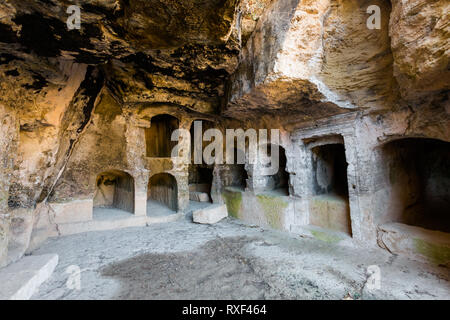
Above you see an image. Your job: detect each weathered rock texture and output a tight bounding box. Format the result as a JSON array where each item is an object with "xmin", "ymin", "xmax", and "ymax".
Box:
[
  {"xmin": 389, "ymin": 0, "xmax": 449, "ymax": 102},
  {"xmin": 227, "ymin": 0, "xmax": 396, "ymax": 122},
  {"xmin": 193, "ymin": 204, "xmax": 228, "ymax": 224},
  {"xmin": 0, "ymin": 0, "xmax": 448, "ymax": 267}
]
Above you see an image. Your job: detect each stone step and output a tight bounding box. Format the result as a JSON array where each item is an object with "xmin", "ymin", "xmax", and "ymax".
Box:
[
  {"xmin": 57, "ymin": 213, "xmax": 183, "ymax": 236},
  {"xmin": 0, "ymin": 254, "xmax": 58, "ymax": 300},
  {"xmin": 378, "ymin": 223, "xmax": 450, "ymax": 265},
  {"xmin": 193, "ymin": 204, "xmax": 228, "ymax": 224}
]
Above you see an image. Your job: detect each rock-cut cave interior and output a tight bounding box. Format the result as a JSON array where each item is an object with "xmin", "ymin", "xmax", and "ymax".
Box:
[{"xmin": 0, "ymin": 0, "xmax": 449, "ymax": 301}]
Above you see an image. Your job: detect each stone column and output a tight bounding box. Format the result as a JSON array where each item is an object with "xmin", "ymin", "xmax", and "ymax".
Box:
[
  {"xmin": 126, "ymin": 113, "xmax": 150, "ymax": 216},
  {"xmin": 343, "ymin": 134, "xmax": 365, "ymax": 242},
  {"xmin": 289, "ymin": 140, "xmax": 311, "ymax": 228}
]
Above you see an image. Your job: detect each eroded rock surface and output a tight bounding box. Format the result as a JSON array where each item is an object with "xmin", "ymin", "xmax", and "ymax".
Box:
[
  {"xmin": 0, "ymin": 0, "xmax": 448, "ymax": 269},
  {"xmin": 390, "ymin": 0, "xmax": 449, "ymax": 101},
  {"xmin": 226, "ymin": 0, "xmax": 397, "ymax": 122}
]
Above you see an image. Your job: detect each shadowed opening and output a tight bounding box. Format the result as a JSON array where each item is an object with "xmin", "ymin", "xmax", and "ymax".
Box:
[
  {"xmin": 188, "ymin": 165, "xmax": 213, "ymax": 203},
  {"xmin": 260, "ymin": 144, "xmax": 289, "ymax": 196},
  {"xmin": 148, "ymin": 173, "xmax": 178, "ymax": 212},
  {"xmin": 188, "ymin": 120, "xmax": 216, "ymax": 203},
  {"xmin": 228, "ymin": 148, "xmax": 248, "ymax": 190},
  {"xmin": 93, "ymin": 170, "xmax": 135, "ymax": 214},
  {"xmin": 381, "ymin": 138, "xmax": 450, "ymax": 232},
  {"xmin": 145, "ymin": 114, "xmax": 179, "ymax": 157},
  {"xmin": 309, "ymin": 144, "xmax": 351, "ymax": 235}
]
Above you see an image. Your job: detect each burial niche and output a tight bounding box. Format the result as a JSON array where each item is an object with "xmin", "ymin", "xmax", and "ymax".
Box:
[
  {"xmin": 381, "ymin": 138, "xmax": 450, "ymax": 233},
  {"xmin": 93, "ymin": 170, "xmax": 135, "ymax": 214},
  {"xmin": 228, "ymin": 148, "xmax": 248, "ymax": 190},
  {"xmin": 145, "ymin": 114, "xmax": 179, "ymax": 157},
  {"xmin": 188, "ymin": 165, "xmax": 213, "ymax": 202},
  {"xmin": 189, "ymin": 119, "xmax": 216, "ymax": 160},
  {"xmin": 148, "ymin": 173, "xmax": 178, "ymax": 211},
  {"xmin": 309, "ymin": 144, "xmax": 351, "ymax": 235},
  {"xmin": 188, "ymin": 119, "xmax": 216, "ymax": 202},
  {"xmin": 259, "ymin": 144, "xmax": 289, "ymax": 195}
]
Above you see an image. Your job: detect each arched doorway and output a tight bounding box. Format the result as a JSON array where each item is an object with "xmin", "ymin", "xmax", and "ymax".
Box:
[
  {"xmin": 93, "ymin": 170, "xmax": 135, "ymax": 215},
  {"xmin": 145, "ymin": 114, "xmax": 179, "ymax": 158},
  {"xmin": 147, "ymin": 173, "xmax": 178, "ymax": 213}
]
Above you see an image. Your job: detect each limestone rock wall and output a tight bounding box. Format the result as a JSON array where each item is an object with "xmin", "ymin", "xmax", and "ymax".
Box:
[
  {"xmin": 390, "ymin": 0, "xmax": 449, "ymax": 102},
  {"xmin": 227, "ymin": 0, "xmax": 396, "ymax": 121},
  {"xmin": 49, "ymin": 89, "xmax": 130, "ymax": 202},
  {"xmin": 319, "ymin": 0, "xmax": 396, "ymax": 110},
  {"xmin": 0, "ymin": 104, "xmax": 17, "ymax": 267},
  {"xmin": 0, "ymin": 56, "xmax": 104, "ymax": 265},
  {"xmin": 0, "ymin": 0, "xmax": 448, "ymax": 266}
]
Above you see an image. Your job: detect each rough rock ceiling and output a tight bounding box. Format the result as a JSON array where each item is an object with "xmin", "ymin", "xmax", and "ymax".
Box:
[
  {"xmin": 1, "ymin": 0, "xmax": 448, "ymax": 121},
  {"xmin": 0, "ymin": 0, "xmax": 253, "ymax": 114},
  {"xmin": 0, "ymin": 0, "xmax": 279, "ymax": 211}
]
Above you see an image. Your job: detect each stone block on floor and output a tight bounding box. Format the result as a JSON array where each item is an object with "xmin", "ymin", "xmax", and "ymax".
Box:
[{"xmin": 193, "ymin": 204, "xmax": 228, "ymax": 224}]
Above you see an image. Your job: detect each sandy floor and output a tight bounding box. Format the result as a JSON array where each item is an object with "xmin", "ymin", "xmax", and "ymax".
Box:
[{"xmin": 30, "ymin": 214, "xmax": 450, "ymax": 300}]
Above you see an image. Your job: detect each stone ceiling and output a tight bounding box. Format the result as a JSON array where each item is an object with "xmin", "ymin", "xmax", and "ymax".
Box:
[
  {"xmin": 0, "ymin": 0, "xmax": 251, "ymax": 114},
  {"xmin": 0, "ymin": 0, "xmax": 448, "ymax": 121}
]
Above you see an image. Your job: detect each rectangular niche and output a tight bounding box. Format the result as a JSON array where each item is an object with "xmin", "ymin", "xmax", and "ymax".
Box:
[
  {"xmin": 145, "ymin": 114, "xmax": 179, "ymax": 158},
  {"xmin": 255, "ymin": 144, "xmax": 289, "ymax": 196},
  {"xmin": 380, "ymin": 138, "xmax": 450, "ymax": 233},
  {"xmin": 188, "ymin": 165, "xmax": 213, "ymax": 203},
  {"xmin": 308, "ymin": 139, "xmax": 352, "ymax": 236}
]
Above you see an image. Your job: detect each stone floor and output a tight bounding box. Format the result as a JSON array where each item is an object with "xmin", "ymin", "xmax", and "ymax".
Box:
[
  {"xmin": 93, "ymin": 208, "xmax": 135, "ymax": 220},
  {"xmin": 146, "ymin": 200, "xmax": 178, "ymax": 217},
  {"xmin": 30, "ymin": 214, "xmax": 450, "ymax": 300}
]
